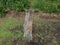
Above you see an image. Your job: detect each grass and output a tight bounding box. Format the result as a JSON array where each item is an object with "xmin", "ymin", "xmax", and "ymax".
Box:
[
  {"xmin": 0, "ymin": 0, "xmax": 60, "ymax": 17},
  {"xmin": 31, "ymin": 0, "xmax": 60, "ymax": 13},
  {"xmin": 0, "ymin": 17, "xmax": 24, "ymax": 45},
  {"xmin": 0, "ymin": 16, "xmax": 60, "ymax": 45},
  {"xmin": 33, "ymin": 16, "xmax": 60, "ymax": 45}
]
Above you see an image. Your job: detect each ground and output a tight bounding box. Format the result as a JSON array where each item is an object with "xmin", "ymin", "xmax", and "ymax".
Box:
[{"xmin": 0, "ymin": 11, "xmax": 60, "ymax": 45}]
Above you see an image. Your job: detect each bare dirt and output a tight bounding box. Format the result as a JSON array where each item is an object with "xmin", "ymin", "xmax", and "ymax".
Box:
[{"xmin": 4, "ymin": 10, "xmax": 60, "ymax": 20}]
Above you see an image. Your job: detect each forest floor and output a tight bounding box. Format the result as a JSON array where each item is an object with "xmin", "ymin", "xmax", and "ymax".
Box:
[{"xmin": 0, "ymin": 11, "xmax": 60, "ymax": 45}]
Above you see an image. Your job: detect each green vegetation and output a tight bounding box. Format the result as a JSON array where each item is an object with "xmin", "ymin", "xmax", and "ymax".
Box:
[
  {"xmin": 0, "ymin": 0, "xmax": 60, "ymax": 17},
  {"xmin": 32, "ymin": 0, "xmax": 60, "ymax": 13},
  {"xmin": 0, "ymin": 16, "xmax": 60, "ymax": 45},
  {"xmin": 0, "ymin": 0, "xmax": 60, "ymax": 45},
  {"xmin": 0, "ymin": 0, "xmax": 30, "ymax": 17},
  {"xmin": 0, "ymin": 17, "xmax": 24, "ymax": 45}
]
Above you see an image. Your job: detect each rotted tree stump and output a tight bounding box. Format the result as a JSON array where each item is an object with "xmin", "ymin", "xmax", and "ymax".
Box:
[{"xmin": 23, "ymin": 9, "xmax": 34, "ymax": 42}]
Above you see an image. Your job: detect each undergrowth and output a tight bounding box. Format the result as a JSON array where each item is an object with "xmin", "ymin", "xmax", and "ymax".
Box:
[
  {"xmin": 0, "ymin": 17, "xmax": 24, "ymax": 45},
  {"xmin": 33, "ymin": 16, "xmax": 60, "ymax": 45}
]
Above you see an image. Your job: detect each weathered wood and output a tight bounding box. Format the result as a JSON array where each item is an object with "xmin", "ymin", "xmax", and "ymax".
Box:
[{"xmin": 23, "ymin": 10, "xmax": 33, "ymax": 42}]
